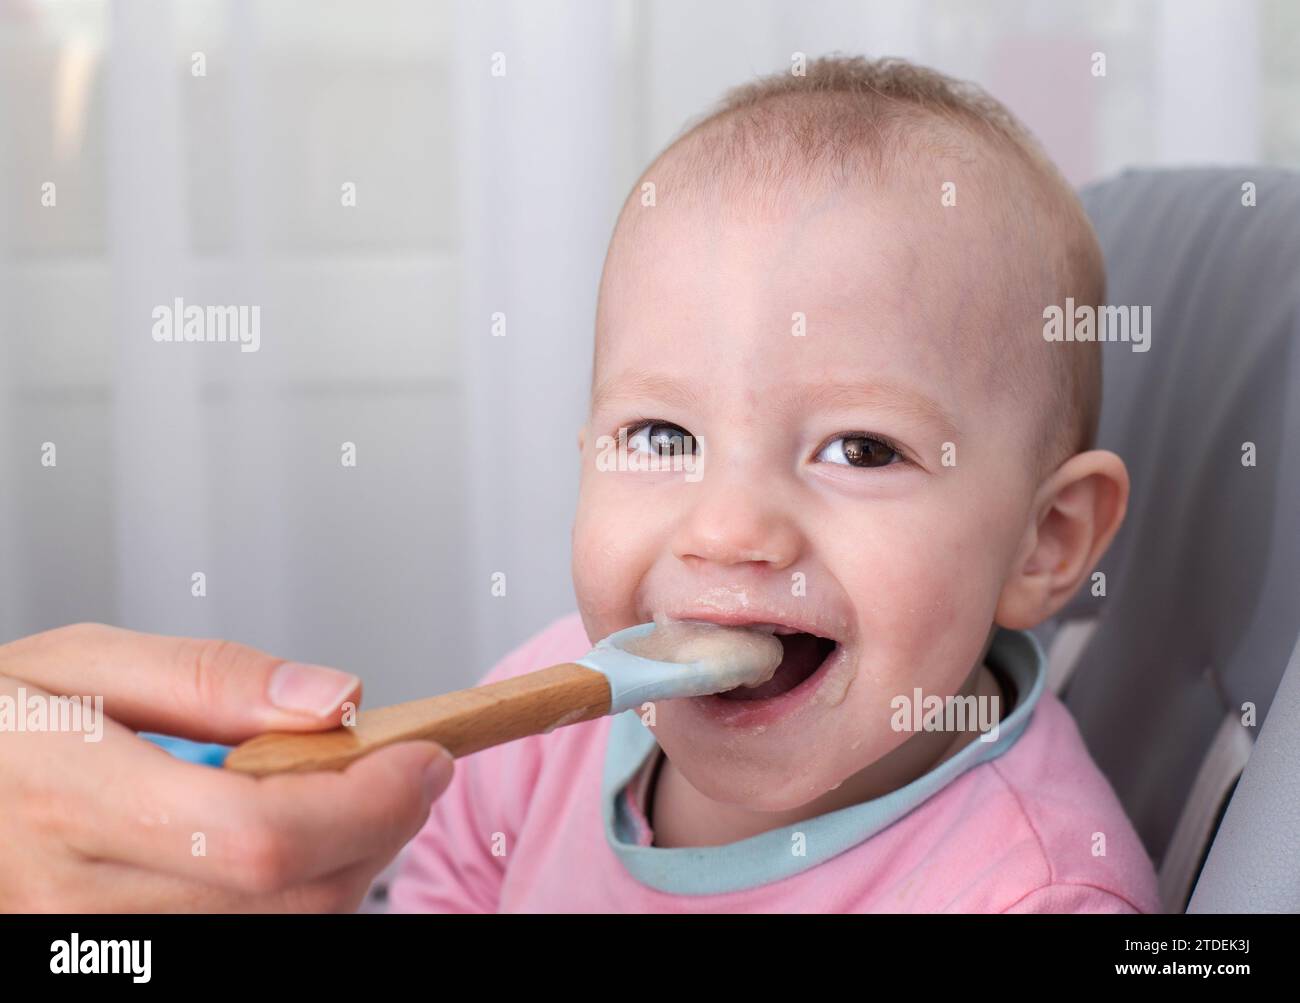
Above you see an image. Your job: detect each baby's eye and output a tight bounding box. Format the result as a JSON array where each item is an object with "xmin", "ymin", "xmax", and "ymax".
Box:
[
  {"xmin": 815, "ymin": 434, "xmax": 900, "ymax": 468},
  {"xmin": 627, "ymin": 421, "xmax": 697, "ymax": 457}
]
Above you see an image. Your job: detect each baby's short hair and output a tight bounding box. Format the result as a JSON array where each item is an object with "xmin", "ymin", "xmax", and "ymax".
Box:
[{"xmin": 609, "ymin": 55, "xmax": 1105, "ymax": 473}]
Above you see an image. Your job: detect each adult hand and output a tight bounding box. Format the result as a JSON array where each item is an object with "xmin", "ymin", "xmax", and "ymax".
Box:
[{"xmin": 0, "ymin": 623, "xmax": 452, "ymax": 912}]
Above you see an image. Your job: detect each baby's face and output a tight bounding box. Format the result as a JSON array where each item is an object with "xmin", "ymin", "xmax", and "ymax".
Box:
[{"xmin": 573, "ymin": 174, "xmax": 1043, "ymax": 810}]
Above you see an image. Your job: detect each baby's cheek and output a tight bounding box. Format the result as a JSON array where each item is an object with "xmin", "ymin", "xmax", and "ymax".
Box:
[
  {"xmin": 571, "ymin": 489, "xmax": 659, "ymax": 629},
  {"xmin": 571, "ymin": 516, "xmax": 623, "ymax": 625},
  {"xmin": 849, "ymin": 549, "xmax": 996, "ymax": 701}
]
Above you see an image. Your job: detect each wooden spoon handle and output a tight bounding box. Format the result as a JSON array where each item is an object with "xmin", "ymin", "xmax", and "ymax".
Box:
[{"xmin": 223, "ymin": 663, "xmax": 611, "ymax": 776}]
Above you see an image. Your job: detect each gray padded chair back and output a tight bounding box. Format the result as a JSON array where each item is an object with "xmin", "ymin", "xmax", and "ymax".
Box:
[{"xmin": 1044, "ymin": 168, "xmax": 1300, "ymax": 912}]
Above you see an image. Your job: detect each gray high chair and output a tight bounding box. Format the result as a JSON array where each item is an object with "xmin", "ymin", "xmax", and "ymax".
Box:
[{"xmin": 1032, "ymin": 167, "xmax": 1300, "ymax": 913}]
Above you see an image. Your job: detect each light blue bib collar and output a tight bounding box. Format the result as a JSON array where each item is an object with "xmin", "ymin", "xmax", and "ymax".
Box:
[{"xmin": 601, "ymin": 627, "xmax": 1047, "ymax": 895}]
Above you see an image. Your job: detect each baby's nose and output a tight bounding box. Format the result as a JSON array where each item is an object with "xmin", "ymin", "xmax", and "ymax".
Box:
[{"xmin": 670, "ymin": 469, "xmax": 801, "ymax": 570}]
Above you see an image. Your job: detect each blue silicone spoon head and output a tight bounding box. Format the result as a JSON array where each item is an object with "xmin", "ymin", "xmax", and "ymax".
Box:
[{"xmin": 575, "ymin": 621, "xmax": 784, "ymax": 715}]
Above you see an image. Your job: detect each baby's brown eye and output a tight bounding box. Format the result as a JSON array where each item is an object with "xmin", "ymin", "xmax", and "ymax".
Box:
[
  {"xmin": 843, "ymin": 437, "xmax": 893, "ymax": 466},
  {"xmin": 816, "ymin": 435, "xmax": 899, "ymax": 468}
]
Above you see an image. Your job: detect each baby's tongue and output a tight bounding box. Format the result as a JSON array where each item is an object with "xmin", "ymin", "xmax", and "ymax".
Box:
[{"xmin": 717, "ymin": 633, "xmax": 827, "ymax": 701}]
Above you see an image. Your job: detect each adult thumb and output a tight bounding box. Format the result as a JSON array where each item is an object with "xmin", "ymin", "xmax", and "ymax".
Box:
[{"xmin": 0, "ymin": 622, "xmax": 363, "ymax": 743}]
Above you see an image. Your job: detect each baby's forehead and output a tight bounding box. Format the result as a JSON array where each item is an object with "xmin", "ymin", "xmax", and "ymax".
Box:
[
  {"xmin": 597, "ymin": 164, "xmax": 1036, "ymax": 375},
  {"xmin": 608, "ymin": 122, "xmax": 1041, "ymax": 294}
]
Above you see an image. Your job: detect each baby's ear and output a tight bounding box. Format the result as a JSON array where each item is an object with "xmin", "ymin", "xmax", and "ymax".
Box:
[{"xmin": 995, "ymin": 450, "xmax": 1129, "ymax": 630}]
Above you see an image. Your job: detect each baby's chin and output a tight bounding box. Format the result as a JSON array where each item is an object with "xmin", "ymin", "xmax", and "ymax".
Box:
[{"xmin": 650, "ymin": 702, "xmax": 876, "ymax": 812}]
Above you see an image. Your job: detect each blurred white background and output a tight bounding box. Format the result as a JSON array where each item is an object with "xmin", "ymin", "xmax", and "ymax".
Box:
[{"xmin": 1, "ymin": 0, "xmax": 1297, "ymax": 703}]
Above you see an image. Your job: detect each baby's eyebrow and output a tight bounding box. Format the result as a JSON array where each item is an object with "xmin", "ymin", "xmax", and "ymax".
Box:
[
  {"xmin": 787, "ymin": 380, "xmax": 961, "ymax": 439},
  {"xmin": 590, "ymin": 370, "xmax": 959, "ymax": 438},
  {"xmin": 590, "ymin": 371, "xmax": 701, "ymax": 416}
]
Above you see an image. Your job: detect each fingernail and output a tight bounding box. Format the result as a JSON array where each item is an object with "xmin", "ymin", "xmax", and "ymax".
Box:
[
  {"xmin": 268, "ymin": 662, "xmax": 359, "ymax": 717},
  {"xmin": 423, "ymin": 750, "xmax": 454, "ymax": 800}
]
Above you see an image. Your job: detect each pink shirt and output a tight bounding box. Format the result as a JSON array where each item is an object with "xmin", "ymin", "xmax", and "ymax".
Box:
[{"xmin": 388, "ymin": 613, "xmax": 1162, "ymax": 913}]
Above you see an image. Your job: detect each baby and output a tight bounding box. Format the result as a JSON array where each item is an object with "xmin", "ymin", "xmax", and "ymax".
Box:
[{"xmin": 389, "ymin": 55, "xmax": 1161, "ymax": 912}]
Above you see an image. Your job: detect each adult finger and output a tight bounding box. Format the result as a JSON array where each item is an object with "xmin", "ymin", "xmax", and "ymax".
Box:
[
  {"xmin": 61, "ymin": 737, "xmax": 453, "ymax": 891},
  {"xmin": 0, "ymin": 623, "xmax": 362, "ymax": 742}
]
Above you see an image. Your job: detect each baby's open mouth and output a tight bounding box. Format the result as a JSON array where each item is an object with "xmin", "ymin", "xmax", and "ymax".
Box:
[{"xmin": 717, "ymin": 631, "xmax": 838, "ymax": 701}]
